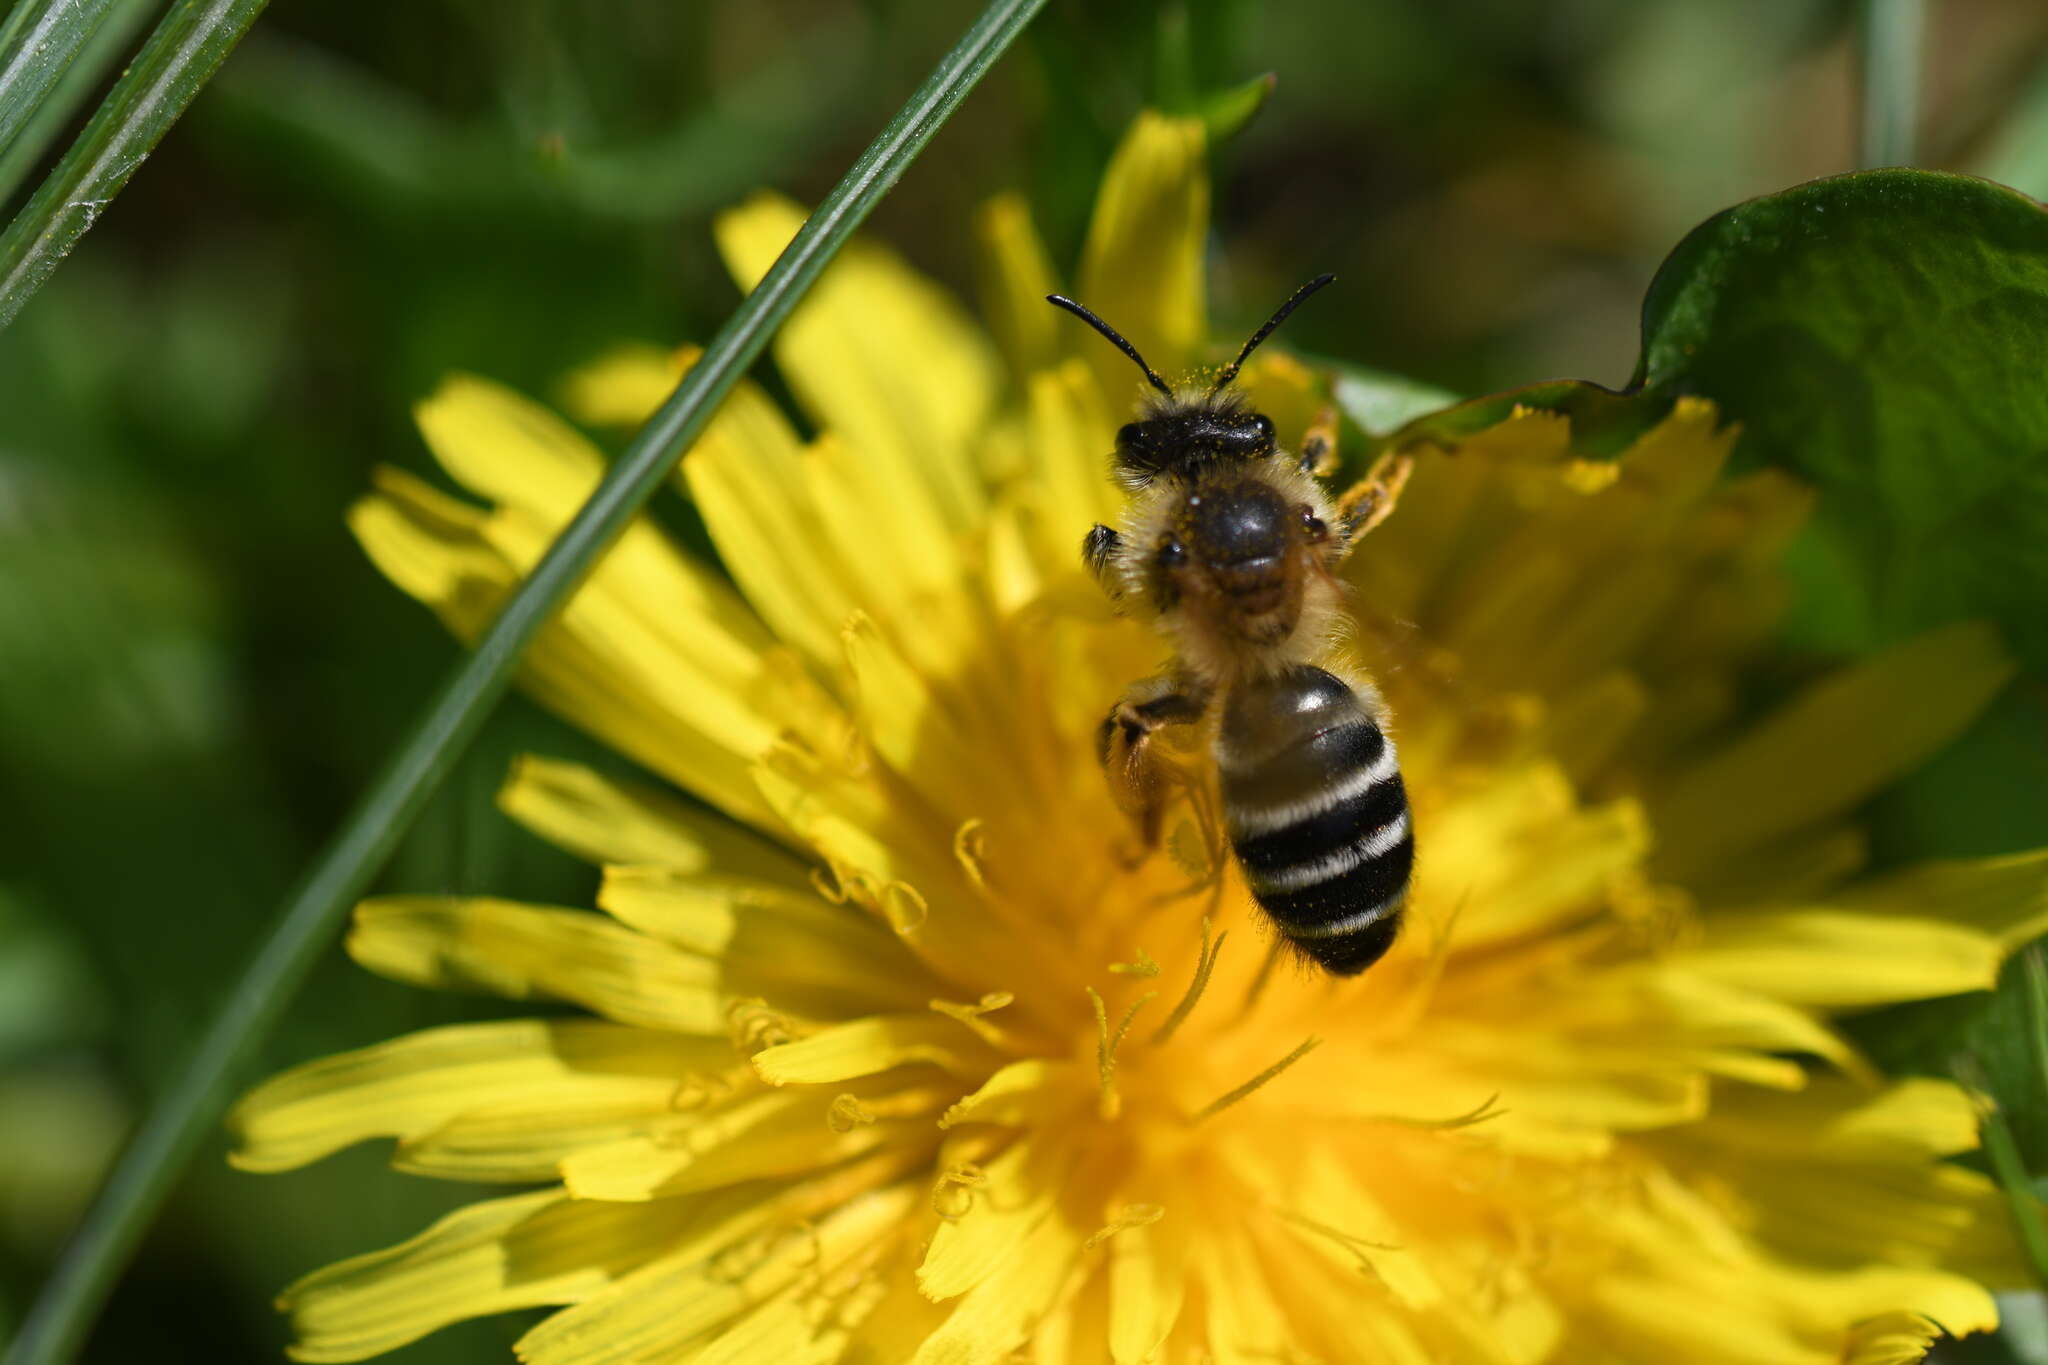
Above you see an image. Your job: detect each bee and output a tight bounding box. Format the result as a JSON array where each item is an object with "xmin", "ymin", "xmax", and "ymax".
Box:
[{"xmin": 1048, "ymin": 276, "xmax": 1415, "ymax": 975}]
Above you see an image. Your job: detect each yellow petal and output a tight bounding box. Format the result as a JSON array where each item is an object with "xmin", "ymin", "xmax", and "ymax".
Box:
[
  {"xmin": 348, "ymin": 897, "xmax": 725, "ymax": 1034},
  {"xmin": 1241, "ymin": 1224, "xmax": 1449, "ymax": 1365},
  {"xmin": 840, "ymin": 610, "xmax": 990, "ymax": 816},
  {"xmin": 350, "ymin": 469, "xmax": 783, "ymax": 829},
  {"xmin": 229, "ymin": 1019, "xmax": 718, "ymax": 1173},
  {"xmin": 346, "ymin": 466, "xmax": 498, "ymax": 607},
  {"xmin": 414, "ymin": 374, "xmax": 606, "ymax": 526},
  {"xmin": 1840, "ymin": 1311, "xmax": 1946, "ymax": 1365},
  {"xmin": 911, "ymin": 1208, "xmax": 1082, "ymax": 1365},
  {"xmin": 1650, "ymin": 622, "xmax": 2015, "ymax": 880},
  {"xmin": 684, "ymin": 418, "xmax": 860, "ymax": 678},
  {"xmin": 496, "ymin": 755, "xmax": 802, "ymax": 877},
  {"xmin": 1837, "ymin": 849, "xmax": 2048, "ymax": 948},
  {"xmin": 715, "ymin": 191, "xmax": 996, "ymax": 528},
  {"xmin": 918, "ymin": 1130, "xmax": 1078, "ymax": 1301},
  {"xmin": 1591, "ymin": 1272, "xmax": 1828, "ymax": 1365},
  {"xmin": 1674, "ymin": 909, "xmax": 2002, "ymax": 1008},
  {"xmin": 940, "ymin": 1059, "xmax": 1085, "ymax": 1130},
  {"xmin": 1023, "ymin": 359, "xmax": 1122, "ymax": 576},
  {"xmin": 280, "ymin": 1189, "xmax": 700, "ymax": 1363},
  {"xmin": 752, "ymin": 1013, "xmax": 995, "ymax": 1087},
  {"xmin": 1688, "ymin": 1077, "xmax": 1981, "ymax": 1162},
  {"xmin": 1544, "ymin": 669, "xmax": 1651, "ymax": 787},
  {"xmin": 394, "ymin": 1054, "xmax": 749, "ymax": 1183},
  {"xmin": 1075, "ymin": 112, "xmax": 1208, "ymax": 391},
  {"xmin": 600, "ymin": 865, "xmax": 933, "ymax": 1006},
  {"xmin": 1108, "ymin": 1208, "xmax": 1186, "ymax": 1364},
  {"xmin": 557, "ymin": 1087, "xmax": 930, "ymax": 1201},
  {"xmin": 518, "ymin": 1180, "xmax": 916, "ymax": 1365},
  {"xmin": 1425, "ymin": 763, "xmax": 1648, "ymax": 951},
  {"xmin": 1672, "ymin": 1112, "xmax": 2028, "ymax": 1286},
  {"xmin": 555, "ymin": 341, "xmax": 870, "ymax": 678},
  {"xmin": 974, "ymin": 191, "xmax": 1061, "ymax": 379},
  {"xmin": 557, "ymin": 342, "xmax": 685, "ymax": 428},
  {"xmin": 792, "ymin": 429, "xmax": 982, "ymax": 682},
  {"xmin": 690, "ymin": 1285, "xmax": 864, "ymax": 1365},
  {"xmin": 1196, "ymin": 1225, "xmax": 1290, "ymax": 1365},
  {"xmin": 835, "ymin": 1269, "xmax": 953, "ymax": 1361}
]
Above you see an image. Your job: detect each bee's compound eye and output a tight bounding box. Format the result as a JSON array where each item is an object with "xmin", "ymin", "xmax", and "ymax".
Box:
[
  {"xmin": 1116, "ymin": 422, "xmax": 1144, "ymax": 449},
  {"xmin": 1252, "ymin": 414, "xmax": 1275, "ymax": 444},
  {"xmin": 1157, "ymin": 539, "xmax": 1187, "ymax": 567}
]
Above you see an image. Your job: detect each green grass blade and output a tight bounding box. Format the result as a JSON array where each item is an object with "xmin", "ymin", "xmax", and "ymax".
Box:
[
  {"xmin": 0, "ymin": 0, "xmax": 158, "ymax": 208},
  {"xmin": 0, "ymin": 0, "xmax": 123, "ymax": 160},
  {"xmin": 2026, "ymin": 945, "xmax": 2048, "ymax": 1100},
  {"xmin": 0, "ymin": 1, "xmax": 1044, "ymax": 1360},
  {"xmin": 1859, "ymin": 0, "xmax": 1923, "ymax": 168},
  {"xmin": 1956, "ymin": 1052, "xmax": 2048, "ymax": 1287},
  {"xmin": 0, "ymin": 0, "xmax": 267, "ymax": 332}
]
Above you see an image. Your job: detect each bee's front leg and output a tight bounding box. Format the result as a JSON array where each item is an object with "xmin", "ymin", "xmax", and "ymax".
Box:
[
  {"xmin": 1297, "ymin": 405, "xmax": 1341, "ymax": 478},
  {"xmin": 1332, "ymin": 452, "xmax": 1415, "ymax": 559},
  {"xmin": 1082, "ymin": 523, "xmax": 1121, "ymax": 598},
  {"xmin": 1096, "ymin": 675, "xmax": 1212, "ymax": 854}
]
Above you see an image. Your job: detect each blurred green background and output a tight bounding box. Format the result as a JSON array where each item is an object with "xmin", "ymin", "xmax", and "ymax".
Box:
[{"xmin": 4, "ymin": 0, "xmax": 2048, "ymax": 1360}]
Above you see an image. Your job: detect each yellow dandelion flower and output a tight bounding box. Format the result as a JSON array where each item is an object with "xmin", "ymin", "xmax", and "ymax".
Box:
[{"xmin": 232, "ymin": 112, "xmax": 2048, "ymax": 1365}]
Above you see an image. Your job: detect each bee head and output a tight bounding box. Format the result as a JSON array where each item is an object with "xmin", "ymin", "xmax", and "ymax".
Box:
[
  {"xmin": 1114, "ymin": 404, "xmax": 1275, "ymax": 483},
  {"xmin": 1046, "ymin": 273, "xmax": 1335, "ymax": 482}
]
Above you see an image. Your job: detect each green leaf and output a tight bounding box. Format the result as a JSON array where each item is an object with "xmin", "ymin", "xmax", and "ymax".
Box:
[
  {"xmin": 1320, "ymin": 356, "xmax": 1458, "ymax": 440},
  {"xmin": 1196, "ymin": 70, "xmax": 1275, "ymax": 143},
  {"xmin": 208, "ymin": 19, "xmax": 873, "ymax": 223},
  {"xmin": 1635, "ymin": 168, "xmax": 2048, "ymax": 675},
  {"xmin": 0, "ymin": 3, "xmax": 1046, "ymax": 1361},
  {"xmin": 1382, "ymin": 376, "xmax": 1669, "ymax": 457}
]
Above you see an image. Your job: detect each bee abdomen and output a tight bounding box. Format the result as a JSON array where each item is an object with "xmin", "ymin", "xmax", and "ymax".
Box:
[{"xmin": 1218, "ymin": 666, "xmax": 1412, "ymax": 976}]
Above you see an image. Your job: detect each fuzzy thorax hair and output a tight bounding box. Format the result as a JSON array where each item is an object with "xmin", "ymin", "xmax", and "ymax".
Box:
[{"xmin": 1112, "ymin": 452, "xmax": 1348, "ymax": 687}]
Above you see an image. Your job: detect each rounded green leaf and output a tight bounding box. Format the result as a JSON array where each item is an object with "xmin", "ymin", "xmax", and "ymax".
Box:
[{"xmin": 1635, "ymin": 168, "xmax": 2048, "ymax": 672}]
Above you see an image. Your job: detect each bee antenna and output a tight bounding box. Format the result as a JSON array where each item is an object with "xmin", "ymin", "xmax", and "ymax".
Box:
[
  {"xmin": 1210, "ymin": 273, "xmax": 1336, "ymax": 394},
  {"xmin": 1046, "ymin": 294, "xmax": 1173, "ymax": 397}
]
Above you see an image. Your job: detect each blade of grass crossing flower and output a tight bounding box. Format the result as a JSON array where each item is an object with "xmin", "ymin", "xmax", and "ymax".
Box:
[
  {"xmin": 0, "ymin": 0, "xmax": 124, "ymax": 161},
  {"xmin": 0, "ymin": 0, "xmax": 159, "ymax": 208},
  {"xmin": 2027, "ymin": 946, "xmax": 2048, "ymax": 1103},
  {"xmin": 1955, "ymin": 1053, "xmax": 2048, "ymax": 1289},
  {"xmin": 1859, "ymin": 0, "xmax": 1923, "ymax": 168},
  {"xmin": 0, "ymin": 0, "xmax": 267, "ymax": 331},
  {"xmin": 0, "ymin": 1, "xmax": 1047, "ymax": 1361}
]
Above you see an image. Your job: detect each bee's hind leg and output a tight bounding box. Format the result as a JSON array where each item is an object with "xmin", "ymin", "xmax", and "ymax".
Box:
[
  {"xmin": 1097, "ymin": 675, "xmax": 1212, "ymax": 858},
  {"xmin": 1331, "ymin": 451, "xmax": 1414, "ymax": 561}
]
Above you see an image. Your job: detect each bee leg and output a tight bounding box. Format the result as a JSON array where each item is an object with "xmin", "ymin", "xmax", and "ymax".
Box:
[
  {"xmin": 1332, "ymin": 452, "xmax": 1415, "ymax": 559},
  {"xmin": 1297, "ymin": 405, "xmax": 1341, "ymax": 478},
  {"xmin": 1096, "ymin": 676, "xmax": 1212, "ymax": 857},
  {"xmin": 1082, "ymin": 523, "xmax": 1121, "ymax": 597}
]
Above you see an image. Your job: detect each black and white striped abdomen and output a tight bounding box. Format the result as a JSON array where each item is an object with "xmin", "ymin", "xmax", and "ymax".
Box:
[{"xmin": 1217, "ymin": 665, "xmax": 1412, "ymax": 975}]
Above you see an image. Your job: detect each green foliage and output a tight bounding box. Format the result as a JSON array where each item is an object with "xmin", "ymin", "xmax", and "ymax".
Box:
[{"xmin": 1636, "ymin": 169, "xmax": 2048, "ymax": 675}]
